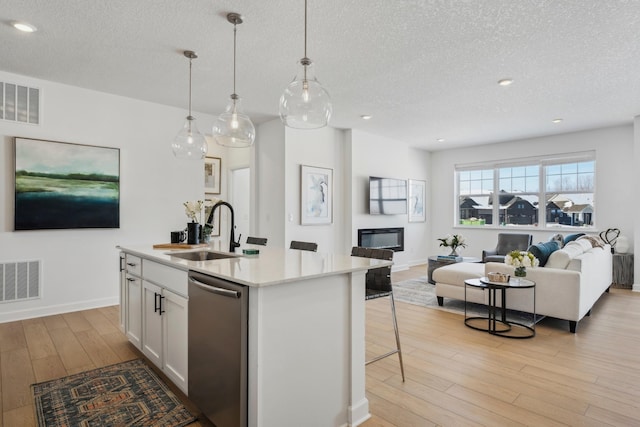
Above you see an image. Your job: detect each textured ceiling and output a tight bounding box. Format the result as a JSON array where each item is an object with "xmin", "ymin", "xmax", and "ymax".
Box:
[{"xmin": 2, "ymin": 0, "xmax": 640, "ymax": 150}]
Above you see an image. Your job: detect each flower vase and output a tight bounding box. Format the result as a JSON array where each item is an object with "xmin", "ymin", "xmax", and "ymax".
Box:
[
  {"xmin": 449, "ymin": 248, "xmax": 459, "ymax": 257},
  {"xmin": 187, "ymin": 222, "xmax": 201, "ymax": 245},
  {"xmin": 514, "ymin": 266, "xmax": 527, "ymax": 277}
]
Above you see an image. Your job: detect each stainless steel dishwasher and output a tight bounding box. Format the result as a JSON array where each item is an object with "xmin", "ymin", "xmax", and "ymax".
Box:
[{"xmin": 188, "ymin": 271, "xmax": 248, "ymax": 427}]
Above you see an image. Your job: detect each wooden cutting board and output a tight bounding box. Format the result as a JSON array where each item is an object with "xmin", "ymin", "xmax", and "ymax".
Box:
[{"xmin": 153, "ymin": 243, "xmax": 210, "ymax": 249}]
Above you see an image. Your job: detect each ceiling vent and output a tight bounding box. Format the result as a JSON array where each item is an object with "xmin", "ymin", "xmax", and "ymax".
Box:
[{"xmin": 1, "ymin": 81, "xmax": 40, "ymax": 125}]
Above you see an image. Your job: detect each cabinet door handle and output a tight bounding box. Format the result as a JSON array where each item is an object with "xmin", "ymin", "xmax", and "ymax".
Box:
[
  {"xmin": 127, "ymin": 262, "xmax": 137, "ymax": 267},
  {"xmin": 159, "ymin": 295, "xmax": 166, "ymax": 315},
  {"xmin": 154, "ymin": 292, "xmax": 160, "ymax": 313},
  {"xmin": 126, "ymin": 277, "xmax": 136, "ymax": 282}
]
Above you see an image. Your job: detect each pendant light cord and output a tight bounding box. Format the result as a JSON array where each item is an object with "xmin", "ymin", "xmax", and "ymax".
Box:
[
  {"xmin": 304, "ymin": 0, "xmax": 308, "ymax": 59},
  {"xmin": 188, "ymin": 57, "xmax": 193, "ymax": 118},
  {"xmin": 233, "ymin": 21, "xmax": 237, "ymax": 96}
]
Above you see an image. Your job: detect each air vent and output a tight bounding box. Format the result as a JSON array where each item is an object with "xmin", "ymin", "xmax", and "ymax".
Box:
[
  {"xmin": 0, "ymin": 261, "xmax": 41, "ymax": 303},
  {"xmin": 1, "ymin": 81, "xmax": 40, "ymax": 124}
]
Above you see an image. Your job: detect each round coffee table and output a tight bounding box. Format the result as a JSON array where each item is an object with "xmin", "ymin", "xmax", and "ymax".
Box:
[{"xmin": 464, "ymin": 277, "xmax": 536, "ymax": 339}]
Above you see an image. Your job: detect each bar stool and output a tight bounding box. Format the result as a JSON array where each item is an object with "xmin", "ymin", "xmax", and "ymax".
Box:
[
  {"xmin": 351, "ymin": 246, "xmax": 405, "ymax": 381},
  {"xmin": 290, "ymin": 240, "xmax": 318, "ymax": 252},
  {"xmin": 246, "ymin": 236, "xmax": 267, "ymax": 246}
]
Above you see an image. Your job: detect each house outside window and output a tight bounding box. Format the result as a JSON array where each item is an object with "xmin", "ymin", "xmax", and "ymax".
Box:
[{"xmin": 455, "ymin": 152, "xmax": 595, "ymax": 229}]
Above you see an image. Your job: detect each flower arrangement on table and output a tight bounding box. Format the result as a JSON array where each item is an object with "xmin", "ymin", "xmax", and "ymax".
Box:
[
  {"xmin": 505, "ymin": 250, "xmax": 539, "ymax": 277},
  {"xmin": 437, "ymin": 234, "xmax": 467, "ymax": 256},
  {"xmin": 184, "ymin": 200, "xmax": 213, "ymax": 242}
]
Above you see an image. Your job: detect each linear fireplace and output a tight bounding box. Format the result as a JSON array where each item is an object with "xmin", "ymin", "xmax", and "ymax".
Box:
[{"xmin": 357, "ymin": 227, "xmax": 404, "ymax": 252}]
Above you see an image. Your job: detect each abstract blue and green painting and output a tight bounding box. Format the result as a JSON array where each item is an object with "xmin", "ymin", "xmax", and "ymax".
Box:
[{"xmin": 14, "ymin": 138, "xmax": 120, "ymax": 230}]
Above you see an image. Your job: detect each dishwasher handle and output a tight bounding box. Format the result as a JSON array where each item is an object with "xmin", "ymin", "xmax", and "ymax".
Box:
[{"xmin": 189, "ymin": 277, "xmax": 241, "ymax": 299}]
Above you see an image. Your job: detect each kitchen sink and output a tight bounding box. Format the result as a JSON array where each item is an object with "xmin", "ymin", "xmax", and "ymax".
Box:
[{"xmin": 167, "ymin": 251, "xmax": 238, "ymax": 261}]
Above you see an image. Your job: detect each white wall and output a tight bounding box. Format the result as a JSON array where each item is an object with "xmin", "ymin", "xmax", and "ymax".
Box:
[
  {"xmin": 0, "ymin": 70, "xmax": 213, "ymax": 322},
  {"xmin": 284, "ymin": 126, "xmax": 346, "ymax": 254},
  {"xmin": 429, "ymin": 125, "xmax": 634, "ymax": 258},
  {"xmin": 254, "ymin": 119, "xmax": 286, "ymax": 248},
  {"xmin": 349, "ymin": 130, "xmax": 431, "ymax": 270}
]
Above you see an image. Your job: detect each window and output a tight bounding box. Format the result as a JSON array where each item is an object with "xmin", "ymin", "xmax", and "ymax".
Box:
[{"xmin": 456, "ymin": 153, "xmax": 595, "ymax": 229}]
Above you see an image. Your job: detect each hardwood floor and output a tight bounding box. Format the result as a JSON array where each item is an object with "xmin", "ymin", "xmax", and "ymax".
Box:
[{"xmin": 1, "ymin": 264, "xmax": 639, "ymax": 426}]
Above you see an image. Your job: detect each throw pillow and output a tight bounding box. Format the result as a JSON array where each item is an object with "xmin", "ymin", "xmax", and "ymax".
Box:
[
  {"xmin": 563, "ymin": 233, "xmax": 585, "ymax": 245},
  {"xmin": 527, "ymin": 241, "xmax": 560, "ymax": 267},
  {"xmin": 577, "ymin": 235, "xmax": 605, "ymax": 248},
  {"xmin": 549, "ymin": 233, "xmax": 564, "ymax": 249}
]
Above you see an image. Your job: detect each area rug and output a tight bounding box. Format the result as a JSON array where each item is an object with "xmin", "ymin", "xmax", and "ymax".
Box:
[
  {"xmin": 393, "ymin": 276, "xmax": 542, "ymax": 325},
  {"xmin": 31, "ymin": 359, "xmax": 196, "ymax": 427}
]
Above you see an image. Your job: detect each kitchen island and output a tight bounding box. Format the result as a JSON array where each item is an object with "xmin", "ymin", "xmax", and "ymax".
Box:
[{"xmin": 117, "ymin": 244, "xmax": 392, "ymax": 427}]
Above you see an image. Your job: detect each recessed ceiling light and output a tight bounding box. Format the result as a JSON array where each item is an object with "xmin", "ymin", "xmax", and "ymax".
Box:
[
  {"xmin": 360, "ymin": 115, "xmax": 372, "ymax": 120},
  {"xmin": 12, "ymin": 21, "xmax": 37, "ymax": 33},
  {"xmin": 552, "ymin": 118, "xmax": 563, "ymax": 123},
  {"xmin": 498, "ymin": 78, "xmax": 513, "ymax": 86},
  {"xmin": 436, "ymin": 138, "xmax": 445, "ymax": 143}
]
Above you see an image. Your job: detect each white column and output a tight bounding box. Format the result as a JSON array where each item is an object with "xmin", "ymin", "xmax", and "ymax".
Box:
[{"xmin": 633, "ymin": 116, "xmax": 640, "ymax": 291}]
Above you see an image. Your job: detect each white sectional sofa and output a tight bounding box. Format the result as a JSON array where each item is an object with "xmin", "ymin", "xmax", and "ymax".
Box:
[{"xmin": 433, "ymin": 238, "xmax": 612, "ymax": 333}]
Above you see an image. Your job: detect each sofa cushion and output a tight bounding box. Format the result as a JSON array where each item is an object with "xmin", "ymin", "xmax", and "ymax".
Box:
[
  {"xmin": 564, "ymin": 233, "xmax": 585, "ymax": 245},
  {"xmin": 527, "ymin": 241, "xmax": 560, "ymax": 267},
  {"xmin": 545, "ymin": 242, "xmax": 586, "ymax": 269}
]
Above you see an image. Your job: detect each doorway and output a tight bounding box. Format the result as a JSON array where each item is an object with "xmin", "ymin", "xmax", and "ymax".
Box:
[{"xmin": 230, "ymin": 167, "xmax": 250, "ymax": 244}]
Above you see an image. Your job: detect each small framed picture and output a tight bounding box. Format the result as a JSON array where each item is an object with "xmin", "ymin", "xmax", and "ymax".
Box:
[
  {"xmin": 204, "ymin": 156, "xmax": 221, "ymax": 194},
  {"xmin": 301, "ymin": 165, "xmax": 333, "ymax": 225},
  {"xmin": 408, "ymin": 179, "xmax": 426, "ymax": 222}
]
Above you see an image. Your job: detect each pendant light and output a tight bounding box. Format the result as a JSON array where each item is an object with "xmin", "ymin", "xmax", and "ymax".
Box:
[
  {"xmin": 213, "ymin": 13, "xmax": 255, "ymax": 148},
  {"xmin": 279, "ymin": 0, "xmax": 332, "ymax": 129},
  {"xmin": 172, "ymin": 51, "xmax": 208, "ymax": 159}
]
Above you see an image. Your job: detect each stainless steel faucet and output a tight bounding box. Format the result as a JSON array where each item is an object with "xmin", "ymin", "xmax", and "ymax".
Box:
[{"xmin": 207, "ymin": 201, "xmax": 241, "ymax": 252}]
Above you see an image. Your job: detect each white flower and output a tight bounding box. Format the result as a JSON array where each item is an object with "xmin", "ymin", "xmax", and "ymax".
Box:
[
  {"xmin": 505, "ymin": 250, "xmax": 539, "ymax": 268},
  {"xmin": 184, "ymin": 200, "xmax": 204, "ymax": 223}
]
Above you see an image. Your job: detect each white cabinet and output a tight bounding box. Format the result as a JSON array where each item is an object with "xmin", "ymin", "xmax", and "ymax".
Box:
[
  {"xmin": 125, "ymin": 275, "xmax": 142, "ymax": 349},
  {"xmin": 124, "ymin": 254, "xmax": 143, "ymax": 350},
  {"xmin": 119, "ymin": 253, "xmax": 126, "ymax": 331},
  {"xmin": 142, "ymin": 279, "xmax": 189, "ymax": 393},
  {"xmin": 162, "ymin": 288, "xmax": 188, "ymax": 391},
  {"xmin": 142, "ymin": 281, "xmax": 163, "ymax": 367}
]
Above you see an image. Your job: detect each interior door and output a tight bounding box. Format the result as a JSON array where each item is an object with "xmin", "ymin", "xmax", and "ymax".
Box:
[{"xmin": 231, "ymin": 167, "xmax": 250, "ymax": 243}]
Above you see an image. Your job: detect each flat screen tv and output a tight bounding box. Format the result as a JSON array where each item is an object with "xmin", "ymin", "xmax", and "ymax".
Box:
[{"xmin": 369, "ymin": 176, "xmax": 407, "ymax": 215}]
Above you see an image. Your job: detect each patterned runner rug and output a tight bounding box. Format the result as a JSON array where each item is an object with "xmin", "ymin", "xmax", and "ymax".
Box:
[
  {"xmin": 31, "ymin": 359, "xmax": 196, "ymax": 427},
  {"xmin": 393, "ymin": 277, "xmax": 541, "ymax": 326}
]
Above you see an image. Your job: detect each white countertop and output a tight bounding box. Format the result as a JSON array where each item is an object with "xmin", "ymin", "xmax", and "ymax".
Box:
[{"xmin": 117, "ymin": 244, "xmax": 392, "ymax": 288}]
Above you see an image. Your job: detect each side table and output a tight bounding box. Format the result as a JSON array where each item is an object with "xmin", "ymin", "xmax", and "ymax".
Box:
[
  {"xmin": 427, "ymin": 256, "xmax": 482, "ymax": 284},
  {"xmin": 464, "ymin": 277, "xmax": 536, "ymax": 339},
  {"xmin": 612, "ymin": 253, "xmax": 634, "ymax": 288}
]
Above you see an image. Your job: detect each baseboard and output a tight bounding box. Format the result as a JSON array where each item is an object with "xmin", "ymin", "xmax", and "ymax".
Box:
[
  {"xmin": 633, "ymin": 284, "xmax": 640, "ymax": 292},
  {"xmin": 0, "ymin": 296, "xmax": 119, "ymax": 323},
  {"xmin": 408, "ymin": 258, "xmax": 428, "ymax": 267},
  {"xmin": 348, "ymin": 397, "xmax": 371, "ymax": 426},
  {"xmin": 391, "ymin": 263, "xmax": 409, "ymax": 272}
]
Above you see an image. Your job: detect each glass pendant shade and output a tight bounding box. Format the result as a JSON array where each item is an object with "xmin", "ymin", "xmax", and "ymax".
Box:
[
  {"xmin": 280, "ymin": 58, "xmax": 332, "ymax": 129},
  {"xmin": 173, "ymin": 116, "xmax": 208, "ymax": 158},
  {"xmin": 213, "ymin": 95, "xmax": 255, "ymax": 148},
  {"xmin": 172, "ymin": 50, "xmax": 207, "ymax": 159}
]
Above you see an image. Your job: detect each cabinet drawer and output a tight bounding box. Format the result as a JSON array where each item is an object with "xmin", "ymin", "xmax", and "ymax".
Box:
[
  {"xmin": 143, "ymin": 259, "xmax": 188, "ymax": 296},
  {"xmin": 125, "ymin": 254, "xmax": 142, "ymax": 276}
]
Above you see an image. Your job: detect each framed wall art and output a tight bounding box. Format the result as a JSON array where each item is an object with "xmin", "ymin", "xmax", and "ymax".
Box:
[
  {"xmin": 408, "ymin": 179, "xmax": 426, "ymax": 222},
  {"xmin": 301, "ymin": 165, "xmax": 333, "ymax": 225},
  {"xmin": 204, "ymin": 156, "xmax": 221, "ymax": 194},
  {"xmin": 14, "ymin": 137, "xmax": 120, "ymax": 230}
]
